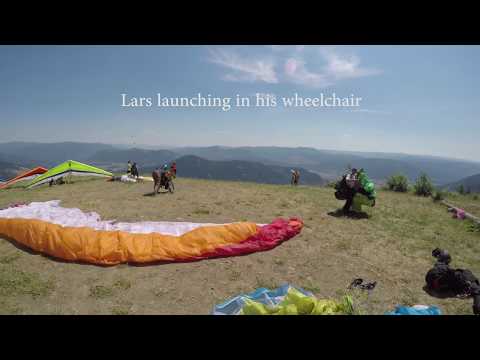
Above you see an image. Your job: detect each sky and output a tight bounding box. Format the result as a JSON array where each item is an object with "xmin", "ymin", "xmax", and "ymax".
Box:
[{"xmin": 1, "ymin": 45, "xmax": 479, "ymax": 161}]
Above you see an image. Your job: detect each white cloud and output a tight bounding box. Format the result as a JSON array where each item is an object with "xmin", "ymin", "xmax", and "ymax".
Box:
[
  {"xmin": 208, "ymin": 46, "xmax": 381, "ymax": 88},
  {"xmin": 284, "ymin": 58, "xmax": 332, "ymax": 88},
  {"xmin": 208, "ymin": 48, "xmax": 278, "ymax": 84},
  {"xmin": 320, "ymin": 48, "xmax": 382, "ymax": 80}
]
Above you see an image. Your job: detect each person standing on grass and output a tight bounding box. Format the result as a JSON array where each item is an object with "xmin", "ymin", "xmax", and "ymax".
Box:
[
  {"xmin": 291, "ymin": 169, "xmax": 300, "ymax": 186},
  {"xmin": 131, "ymin": 162, "xmax": 139, "ymax": 179},
  {"xmin": 342, "ymin": 168, "xmax": 359, "ymax": 213},
  {"xmin": 170, "ymin": 161, "xmax": 177, "ymax": 178},
  {"xmin": 152, "ymin": 167, "xmax": 161, "ymax": 194},
  {"xmin": 127, "ymin": 160, "xmax": 132, "ymax": 176}
]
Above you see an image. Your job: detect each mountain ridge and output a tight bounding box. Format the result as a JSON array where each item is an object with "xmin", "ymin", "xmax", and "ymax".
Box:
[
  {"xmin": 1, "ymin": 142, "xmax": 479, "ymax": 185},
  {"xmin": 444, "ymin": 173, "xmax": 480, "ymax": 193}
]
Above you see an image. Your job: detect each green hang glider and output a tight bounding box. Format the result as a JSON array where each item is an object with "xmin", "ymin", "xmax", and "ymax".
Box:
[{"xmin": 27, "ymin": 160, "xmax": 113, "ymax": 189}]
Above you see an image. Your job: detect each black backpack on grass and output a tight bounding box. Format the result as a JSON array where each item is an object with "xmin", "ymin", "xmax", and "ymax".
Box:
[
  {"xmin": 334, "ymin": 176, "xmax": 352, "ymax": 200},
  {"xmin": 425, "ymin": 248, "xmax": 480, "ymax": 315}
]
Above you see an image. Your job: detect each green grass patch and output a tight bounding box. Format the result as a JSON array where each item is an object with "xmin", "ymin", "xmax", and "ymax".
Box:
[
  {"xmin": 0, "ymin": 265, "xmax": 54, "ymax": 298},
  {"xmin": 113, "ymin": 278, "xmax": 132, "ymax": 290},
  {"xmin": 0, "ymin": 299, "xmax": 22, "ymax": 315},
  {"xmin": 89, "ymin": 285, "xmax": 115, "ymax": 299},
  {"xmin": 192, "ymin": 208, "xmax": 210, "ymax": 215},
  {"xmin": 111, "ymin": 306, "xmax": 130, "ymax": 315},
  {"xmin": 0, "ymin": 254, "xmax": 21, "ymax": 264}
]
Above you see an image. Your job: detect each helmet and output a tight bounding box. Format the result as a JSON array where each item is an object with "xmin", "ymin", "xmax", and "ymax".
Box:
[
  {"xmin": 432, "ymin": 248, "xmax": 451, "ymax": 265},
  {"xmin": 163, "ymin": 164, "xmax": 168, "ymax": 170}
]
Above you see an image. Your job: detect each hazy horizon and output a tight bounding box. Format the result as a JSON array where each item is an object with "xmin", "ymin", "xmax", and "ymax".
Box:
[{"xmin": 1, "ymin": 139, "xmax": 479, "ymax": 164}]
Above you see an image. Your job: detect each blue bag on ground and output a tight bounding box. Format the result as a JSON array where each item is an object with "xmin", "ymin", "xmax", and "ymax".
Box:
[{"xmin": 385, "ymin": 305, "xmax": 441, "ymax": 315}]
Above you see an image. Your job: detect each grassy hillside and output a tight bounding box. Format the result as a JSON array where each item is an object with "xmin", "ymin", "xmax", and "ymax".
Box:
[{"xmin": 0, "ymin": 177, "xmax": 479, "ymax": 315}]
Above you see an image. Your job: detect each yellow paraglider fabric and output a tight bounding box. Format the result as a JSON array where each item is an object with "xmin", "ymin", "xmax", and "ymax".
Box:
[{"xmin": 239, "ymin": 288, "xmax": 354, "ymax": 315}]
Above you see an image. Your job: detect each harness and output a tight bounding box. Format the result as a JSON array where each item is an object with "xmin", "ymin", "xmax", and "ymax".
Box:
[{"xmin": 349, "ymin": 278, "xmax": 377, "ymax": 291}]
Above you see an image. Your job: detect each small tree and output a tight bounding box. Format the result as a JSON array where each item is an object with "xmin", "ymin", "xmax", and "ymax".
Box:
[
  {"xmin": 385, "ymin": 173, "xmax": 409, "ymax": 192},
  {"xmin": 414, "ymin": 172, "xmax": 434, "ymax": 197},
  {"xmin": 457, "ymin": 184, "xmax": 465, "ymax": 195},
  {"xmin": 432, "ymin": 189, "xmax": 447, "ymax": 202}
]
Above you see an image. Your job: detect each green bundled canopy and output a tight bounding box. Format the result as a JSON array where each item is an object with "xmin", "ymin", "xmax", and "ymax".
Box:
[
  {"xmin": 357, "ymin": 169, "xmax": 376, "ymax": 199},
  {"xmin": 239, "ymin": 287, "xmax": 355, "ymax": 315},
  {"xmin": 27, "ymin": 160, "xmax": 112, "ymax": 189}
]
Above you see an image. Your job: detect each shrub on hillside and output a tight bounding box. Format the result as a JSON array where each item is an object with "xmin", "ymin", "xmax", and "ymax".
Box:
[
  {"xmin": 326, "ymin": 181, "xmax": 337, "ymax": 188},
  {"xmin": 414, "ymin": 173, "xmax": 434, "ymax": 197},
  {"xmin": 385, "ymin": 174, "xmax": 409, "ymax": 192},
  {"xmin": 432, "ymin": 189, "xmax": 447, "ymax": 202}
]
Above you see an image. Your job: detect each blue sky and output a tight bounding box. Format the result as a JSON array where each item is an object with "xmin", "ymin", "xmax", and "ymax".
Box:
[{"xmin": 1, "ymin": 45, "xmax": 479, "ymax": 161}]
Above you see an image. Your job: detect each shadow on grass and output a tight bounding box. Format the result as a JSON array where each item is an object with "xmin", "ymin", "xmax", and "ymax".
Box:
[
  {"xmin": 143, "ymin": 191, "xmax": 170, "ymax": 197},
  {"xmin": 327, "ymin": 209, "xmax": 370, "ymax": 220}
]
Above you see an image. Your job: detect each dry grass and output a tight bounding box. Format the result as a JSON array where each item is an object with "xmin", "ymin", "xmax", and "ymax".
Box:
[{"xmin": 0, "ymin": 176, "xmax": 479, "ymax": 314}]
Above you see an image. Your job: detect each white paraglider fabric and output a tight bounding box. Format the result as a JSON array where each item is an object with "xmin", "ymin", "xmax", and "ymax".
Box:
[
  {"xmin": 0, "ymin": 200, "xmax": 233, "ymax": 236},
  {"xmin": 120, "ymin": 175, "xmax": 137, "ymax": 183}
]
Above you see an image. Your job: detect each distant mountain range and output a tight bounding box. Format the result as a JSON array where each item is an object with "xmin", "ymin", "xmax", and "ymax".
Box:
[
  {"xmin": 171, "ymin": 155, "xmax": 324, "ymax": 185},
  {"xmin": 0, "ymin": 160, "xmax": 24, "ymax": 181},
  {"xmin": 0, "ymin": 142, "xmax": 114, "ymax": 168},
  {"xmin": 1, "ymin": 142, "xmax": 479, "ymax": 186},
  {"xmin": 88, "ymin": 148, "xmax": 177, "ymax": 168},
  {"xmin": 171, "ymin": 146, "xmax": 480, "ymax": 184},
  {"xmin": 444, "ymin": 173, "xmax": 480, "ymax": 193}
]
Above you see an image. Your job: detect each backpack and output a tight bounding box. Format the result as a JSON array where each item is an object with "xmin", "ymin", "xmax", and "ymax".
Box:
[
  {"xmin": 335, "ymin": 176, "xmax": 355, "ymax": 200},
  {"xmin": 425, "ymin": 258, "xmax": 480, "ymax": 314}
]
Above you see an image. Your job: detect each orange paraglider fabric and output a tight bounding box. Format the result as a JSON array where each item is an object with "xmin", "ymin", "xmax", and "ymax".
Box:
[{"xmin": 0, "ymin": 216, "xmax": 303, "ymax": 265}]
